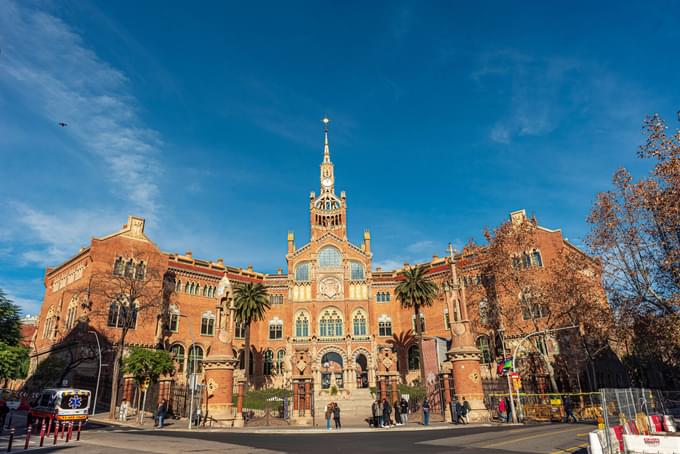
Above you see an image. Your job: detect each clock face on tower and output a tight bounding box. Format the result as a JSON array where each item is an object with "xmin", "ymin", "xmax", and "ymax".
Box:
[{"xmin": 322, "ymin": 178, "xmax": 332, "ymax": 188}]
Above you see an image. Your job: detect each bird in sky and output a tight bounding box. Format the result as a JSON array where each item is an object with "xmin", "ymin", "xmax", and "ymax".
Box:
[{"xmin": 58, "ymin": 122, "xmax": 68, "ymax": 127}]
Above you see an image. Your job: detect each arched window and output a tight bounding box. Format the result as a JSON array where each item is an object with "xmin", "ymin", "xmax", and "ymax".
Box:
[
  {"xmin": 124, "ymin": 259, "xmax": 134, "ymax": 278},
  {"xmin": 443, "ymin": 307, "xmax": 451, "ymax": 330},
  {"xmin": 203, "ymin": 285, "xmax": 208, "ymax": 297},
  {"xmin": 476, "ymin": 335, "xmax": 492, "ymax": 364},
  {"xmin": 350, "ymin": 261, "xmax": 364, "ymax": 280},
  {"xmin": 65, "ymin": 296, "xmax": 78, "ymax": 330},
  {"xmin": 295, "ymin": 262, "xmax": 310, "ymax": 282},
  {"xmin": 352, "ymin": 310, "xmax": 367, "ymax": 336},
  {"xmin": 113, "ymin": 257, "xmax": 124, "ymax": 276},
  {"xmin": 269, "ymin": 317, "xmax": 283, "ymax": 339},
  {"xmin": 295, "ymin": 312, "xmax": 309, "ymax": 337},
  {"xmin": 188, "ymin": 345, "xmax": 203, "ymax": 374},
  {"xmin": 318, "ymin": 246, "xmax": 341, "ymax": 268},
  {"xmin": 412, "ymin": 314, "xmax": 425, "ymax": 332},
  {"xmin": 170, "ymin": 344, "xmax": 185, "ymax": 372},
  {"xmin": 531, "ymin": 250, "xmax": 543, "ymax": 267},
  {"xmin": 201, "ymin": 311, "xmax": 215, "ymax": 336},
  {"xmin": 169, "ymin": 305, "xmax": 180, "ymax": 332},
  {"xmin": 378, "ymin": 315, "xmax": 392, "ymax": 337},
  {"xmin": 135, "ymin": 261, "xmax": 145, "ymax": 280},
  {"xmin": 376, "ymin": 292, "xmax": 383, "ymax": 303},
  {"xmin": 319, "ymin": 308, "xmax": 343, "ymax": 337},
  {"xmin": 264, "ymin": 350, "xmax": 274, "ymax": 375},
  {"xmin": 175, "ymin": 279, "xmax": 182, "ymax": 292},
  {"xmin": 407, "ymin": 345, "xmax": 420, "ymax": 370},
  {"xmin": 479, "ymin": 300, "xmax": 489, "ymax": 325},
  {"xmin": 235, "ymin": 321, "xmax": 246, "ymax": 339},
  {"xmin": 43, "ymin": 307, "xmax": 55, "ymax": 339},
  {"xmin": 185, "ymin": 282, "xmax": 191, "ymax": 293},
  {"xmin": 107, "ymin": 298, "xmax": 137, "ymax": 329},
  {"xmin": 276, "ymin": 349, "xmax": 285, "ymax": 373},
  {"xmin": 107, "ymin": 301, "xmax": 119, "ymax": 327}
]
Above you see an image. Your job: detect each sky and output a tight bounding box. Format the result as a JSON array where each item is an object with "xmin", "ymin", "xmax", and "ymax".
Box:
[{"xmin": 1, "ymin": 0, "xmax": 679, "ymax": 316}]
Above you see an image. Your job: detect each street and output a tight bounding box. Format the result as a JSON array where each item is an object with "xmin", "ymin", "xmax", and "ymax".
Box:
[{"xmin": 9, "ymin": 423, "xmax": 591, "ymax": 454}]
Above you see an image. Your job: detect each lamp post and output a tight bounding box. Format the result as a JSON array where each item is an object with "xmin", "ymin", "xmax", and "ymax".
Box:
[
  {"xmin": 497, "ymin": 328, "xmax": 518, "ymax": 423},
  {"xmin": 179, "ymin": 314, "xmax": 198, "ymax": 430},
  {"xmin": 88, "ymin": 331, "xmax": 102, "ymax": 417}
]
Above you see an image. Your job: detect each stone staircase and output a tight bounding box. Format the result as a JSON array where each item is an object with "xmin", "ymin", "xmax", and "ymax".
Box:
[{"xmin": 315, "ymin": 387, "xmax": 375, "ymax": 426}]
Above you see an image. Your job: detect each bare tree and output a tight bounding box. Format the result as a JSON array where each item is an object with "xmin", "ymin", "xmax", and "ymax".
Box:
[{"xmin": 79, "ymin": 251, "xmax": 171, "ymax": 419}]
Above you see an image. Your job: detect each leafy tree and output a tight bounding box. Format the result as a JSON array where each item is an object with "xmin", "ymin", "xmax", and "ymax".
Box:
[
  {"xmin": 123, "ymin": 347, "xmax": 174, "ymax": 385},
  {"xmin": 394, "ymin": 266, "xmax": 438, "ymax": 385},
  {"xmin": 387, "ymin": 329, "xmax": 417, "ymax": 382},
  {"xmin": 0, "ymin": 343, "xmax": 29, "ymax": 386},
  {"xmin": 233, "ymin": 282, "xmax": 270, "ymax": 387},
  {"xmin": 0, "ymin": 289, "xmax": 22, "ymax": 346},
  {"xmin": 587, "ymin": 112, "xmax": 680, "ymax": 388}
]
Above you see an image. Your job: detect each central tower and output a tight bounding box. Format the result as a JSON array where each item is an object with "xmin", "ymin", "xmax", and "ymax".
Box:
[{"xmin": 310, "ymin": 117, "xmax": 347, "ymax": 240}]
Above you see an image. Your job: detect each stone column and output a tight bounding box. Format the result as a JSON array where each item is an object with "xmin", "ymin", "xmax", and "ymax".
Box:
[
  {"xmin": 203, "ymin": 356, "xmax": 238, "ymax": 427},
  {"xmin": 441, "ymin": 373, "xmax": 452, "ymax": 423},
  {"xmin": 390, "ymin": 375, "xmax": 399, "ymax": 404},
  {"xmin": 379, "ymin": 377, "xmax": 387, "ymax": 400},
  {"xmin": 122, "ymin": 375, "xmax": 135, "ymax": 403},
  {"xmin": 293, "ymin": 382, "xmax": 299, "ymax": 412},
  {"xmin": 233, "ymin": 380, "xmax": 245, "ymax": 428},
  {"xmin": 304, "ymin": 382, "xmax": 311, "ymax": 411}
]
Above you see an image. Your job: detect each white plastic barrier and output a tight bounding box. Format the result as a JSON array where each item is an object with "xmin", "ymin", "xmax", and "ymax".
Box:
[
  {"xmin": 588, "ymin": 430, "xmax": 605, "ymax": 454},
  {"xmin": 623, "ymin": 434, "xmax": 680, "ymax": 453},
  {"xmin": 663, "ymin": 415, "xmax": 676, "ymax": 432}
]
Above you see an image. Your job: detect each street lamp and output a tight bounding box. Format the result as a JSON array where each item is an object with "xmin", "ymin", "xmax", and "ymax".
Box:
[
  {"xmin": 88, "ymin": 331, "xmax": 102, "ymax": 417},
  {"xmin": 179, "ymin": 314, "xmax": 198, "ymax": 430},
  {"xmin": 497, "ymin": 327, "xmax": 518, "ymax": 423}
]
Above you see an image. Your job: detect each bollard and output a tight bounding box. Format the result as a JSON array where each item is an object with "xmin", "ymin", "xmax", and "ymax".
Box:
[
  {"xmin": 24, "ymin": 424, "xmax": 31, "ymax": 450},
  {"xmin": 76, "ymin": 421, "xmax": 82, "ymax": 441},
  {"xmin": 53, "ymin": 422, "xmax": 59, "ymax": 445},
  {"xmin": 66, "ymin": 422, "xmax": 73, "ymax": 442},
  {"xmin": 60, "ymin": 420, "xmax": 66, "ymax": 439},
  {"xmin": 39, "ymin": 420, "xmax": 46, "ymax": 447},
  {"xmin": 47, "ymin": 417, "xmax": 52, "ymax": 436},
  {"xmin": 7, "ymin": 427, "xmax": 15, "ymax": 452}
]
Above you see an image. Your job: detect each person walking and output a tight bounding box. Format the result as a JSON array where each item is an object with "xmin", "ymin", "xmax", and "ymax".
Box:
[
  {"xmin": 332, "ymin": 402, "xmax": 341, "ymax": 429},
  {"xmin": 371, "ymin": 400, "xmax": 378, "ymax": 428},
  {"xmin": 393, "ymin": 400, "xmax": 401, "ymax": 426},
  {"xmin": 325, "ymin": 403, "xmax": 333, "ymax": 431},
  {"xmin": 563, "ymin": 396, "xmax": 577, "ymax": 423},
  {"xmin": 375, "ymin": 399, "xmax": 384, "ymax": 428},
  {"xmin": 382, "ymin": 398, "xmax": 392, "ymax": 428},
  {"xmin": 498, "ymin": 397, "xmax": 507, "ymax": 422},
  {"xmin": 505, "ymin": 397, "xmax": 513, "ymax": 423},
  {"xmin": 455, "ymin": 401, "xmax": 466, "ymax": 424},
  {"xmin": 462, "ymin": 397, "xmax": 471, "ymax": 424},
  {"xmin": 422, "ymin": 399, "xmax": 430, "ymax": 426},
  {"xmin": 156, "ymin": 400, "xmax": 168, "ymax": 429},
  {"xmin": 400, "ymin": 398, "xmax": 409, "ymax": 425}
]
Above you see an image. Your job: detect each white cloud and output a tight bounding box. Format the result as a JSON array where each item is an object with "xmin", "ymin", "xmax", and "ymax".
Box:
[
  {"xmin": 406, "ymin": 240, "xmax": 435, "ymax": 254},
  {"xmin": 0, "ymin": 1, "xmax": 163, "ymax": 218}
]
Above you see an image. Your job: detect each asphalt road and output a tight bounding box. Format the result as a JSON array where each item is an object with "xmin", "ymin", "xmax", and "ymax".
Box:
[{"xmin": 4, "ymin": 422, "xmax": 592, "ymax": 454}]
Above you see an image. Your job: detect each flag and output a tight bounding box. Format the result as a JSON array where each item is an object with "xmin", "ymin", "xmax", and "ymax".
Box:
[{"xmin": 497, "ymin": 357, "xmax": 513, "ymax": 375}]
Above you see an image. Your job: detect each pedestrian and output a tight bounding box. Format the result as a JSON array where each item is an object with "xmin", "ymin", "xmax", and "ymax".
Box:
[
  {"xmin": 0, "ymin": 401, "xmax": 8, "ymax": 431},
  {"xmin": 119, "ymin": 400, "xmax": 129, "ymax": 421},
  {"xmin": 422, "ymin": 399, "xmax": 430, "ymax": 426},
  {"xmin": 333, "ymin": 402, "xmax": 341, "ymax": 429},
  {"xmin": 382, "ymin": 398, "xmax": 392, "ymax": 428},
  {"xmin": 563, "ymin": 396, "xmax": 577, "ymax": 423},
  {"xmin": 156, "ymin": 399, "xmax": 167, "ymax": 429},
  {"xmin": 375, "ymin": 399, "xmax": 384, "ymax": 427},
  {"xmin": 505, "ymin": 397, "xmax": 513, "ymax": 423},
  {"xmin": 462, "ymin": 397, "xmax": 471, "ymax": 424},
  {"xmin": 325, "ymin": 403, "xmax": 333, "ymax": 431},
  {"xmin": 455, "ymin": 401, "xmax": 465, "ymax": 424},
  {"xmin": 400, "ymin": 398, "xmax": 408, "ymax": 425},
  {"xmin": 498, "ymin": 397, "xmax": 506, "ymax": 422},
  {"xmin": 394, "ymin": 400, "xmax": 401, "ymax": 426}
]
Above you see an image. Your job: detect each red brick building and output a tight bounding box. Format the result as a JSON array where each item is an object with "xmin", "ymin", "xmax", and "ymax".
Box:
[{"xmin": 27, "ymin": 121, "xmax": 622, "ymax": 418}]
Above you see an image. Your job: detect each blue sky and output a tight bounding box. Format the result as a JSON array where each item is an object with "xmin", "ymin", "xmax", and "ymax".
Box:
[{"xmin": 1, "ymin": 0, "xmax": 679, "ymax": 315}]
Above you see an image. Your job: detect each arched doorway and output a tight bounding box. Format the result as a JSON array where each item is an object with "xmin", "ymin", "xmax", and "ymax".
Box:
[
  {"xmin": 355, "ymin": 353, "xmax": 369, "ymax": 388},
  {"xmin": 321, "ymin": 351, "xmax": 344, "ymax": 389}
]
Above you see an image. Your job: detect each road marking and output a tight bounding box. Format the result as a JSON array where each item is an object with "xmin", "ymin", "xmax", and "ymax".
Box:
[
  {"xmin": 480, "ymin": 425, "xmax": 584, "ymax": 448},
  {"xmin": 551, "ymin": 442, "xmax": 589, "ymax": 453}
]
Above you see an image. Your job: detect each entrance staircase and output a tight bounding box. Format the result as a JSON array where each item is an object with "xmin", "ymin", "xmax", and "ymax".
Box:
[{"xmin": 315, "ymin": 388, "xmax": 375, "ymax": 427}]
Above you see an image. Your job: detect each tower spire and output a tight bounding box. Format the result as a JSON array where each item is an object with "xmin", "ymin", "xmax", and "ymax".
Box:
[{"xmin": 322, "ymin": 116, "xmax": 331, "ymax": 163}]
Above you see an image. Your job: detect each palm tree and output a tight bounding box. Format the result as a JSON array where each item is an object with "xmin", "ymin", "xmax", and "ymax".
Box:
[
  {"xmin": 387, "ymin": 329, "xmax": 417, "ymax": 382},
  {"xmin": 394, "ymin": 265, "xmax": 438, "ymax": 385},
  {"xmin": 233, "ymin": 282, "xmax": 270, "ymax": 387}
]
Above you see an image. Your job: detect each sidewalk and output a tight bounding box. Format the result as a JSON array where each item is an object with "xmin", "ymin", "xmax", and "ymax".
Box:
[{"xmin": 89, "ymin": 414, "xmax": 504, "ymax": 434}]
